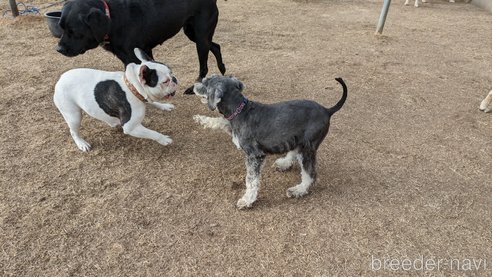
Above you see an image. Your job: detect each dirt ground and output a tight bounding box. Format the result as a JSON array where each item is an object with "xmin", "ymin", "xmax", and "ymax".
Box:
[{"xmin": 0, "ymin": 0, "xmax": 491, "ymax": 275}]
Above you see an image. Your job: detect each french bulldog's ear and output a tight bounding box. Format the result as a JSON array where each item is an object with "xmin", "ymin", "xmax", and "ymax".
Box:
[
  {"xmin": 139, "ymin": 65, "xmax": 159, "ymax": 87},
  {"xmin": 134, "ymin": 48, "xmax": 153, "ymax": 63},
  {"xmin": 84, "ymin": 8, "xmax": 110, "ymax": 43},
  {"xmin": 207, "ymin": 88, "xmax": 223, "ymax": 111}
]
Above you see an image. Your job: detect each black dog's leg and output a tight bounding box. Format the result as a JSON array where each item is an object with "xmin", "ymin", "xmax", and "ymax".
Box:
[
  {"xmin": 210, "ymin": 42, "xmax": 226, "ymax": 75},
  {"xmin": 183, "ymin": 11, "xmax": 223, "ymax": 94},
  {"xmin": 287, "ymin": 148, "xmax": 317, "ymax": 198},
  {"xmin": 184, "ymin": 22, "xmax": 225, "ymax": 76},
  {"xmin": 196, "ymin": 38, "xmax": 210, "ymax": 80},
  {"xmin": 237, "ymin": 154, "xmax": 265, "ymax": 209}
]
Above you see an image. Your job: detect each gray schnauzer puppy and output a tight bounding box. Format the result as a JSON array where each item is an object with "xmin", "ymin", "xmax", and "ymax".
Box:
[{"xmin": 193, "ymin": 75, "xmax": 347, "ymax": 209}]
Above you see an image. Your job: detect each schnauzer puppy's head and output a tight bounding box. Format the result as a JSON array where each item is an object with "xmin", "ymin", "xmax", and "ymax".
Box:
[{"xmin": 193, "ymin": 75, "xmax": 244, "ymax": 111}]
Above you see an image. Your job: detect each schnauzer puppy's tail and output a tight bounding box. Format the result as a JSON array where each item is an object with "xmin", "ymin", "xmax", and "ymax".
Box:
[{"xmin": 326, "ymin": 78, "xmax": 348, "ymax": 115}]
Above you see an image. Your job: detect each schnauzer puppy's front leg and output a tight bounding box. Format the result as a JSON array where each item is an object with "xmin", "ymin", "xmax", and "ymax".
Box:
[
  {"xmin": 193, "ymin": 115, "xmax": 232, "ymax": 134},
  {"xmin": 123, "ymin": 124, "xmax": 172, "ymax": 146},
  {"xmin": 149, "ymin": 102, "xmax": 175, "ymax": 111},
  {"xmin": 237, "ymin": 155, "xmax": 265, "ymax": 209}
]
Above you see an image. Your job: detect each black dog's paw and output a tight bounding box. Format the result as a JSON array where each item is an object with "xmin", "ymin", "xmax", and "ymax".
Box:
[{"xmin": 184, "ymin": 86, "xmax": 195, "ymax": 95}]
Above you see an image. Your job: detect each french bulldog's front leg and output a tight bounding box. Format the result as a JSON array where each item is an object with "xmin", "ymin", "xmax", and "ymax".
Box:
[
  {"xmin": 123, "ymin": 124, "xmax": 172, "ymax": 146},
  {"xmin": 149, "ymin": 102, "xmax": 175, "ymax": 111},
  {"xmin": 479, "ymin": 90, "xmax": 492, "ymax": 113},
  {"xmin": 193, "ymin": 115, "xmax": 231, "ymax": 135}
]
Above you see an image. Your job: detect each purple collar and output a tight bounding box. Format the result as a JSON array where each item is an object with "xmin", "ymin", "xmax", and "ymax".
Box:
[{"xmin": 225, "ymin": 98, "xmax": 248, "ymax": 121}]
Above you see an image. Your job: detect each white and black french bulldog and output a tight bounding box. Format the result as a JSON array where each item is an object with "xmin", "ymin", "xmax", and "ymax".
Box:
[{"xmin": 54, "ymin": 48, "xmax": 178, "ymax": 152}]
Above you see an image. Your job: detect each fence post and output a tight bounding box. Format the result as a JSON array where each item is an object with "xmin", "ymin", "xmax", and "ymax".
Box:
[
  {"xmin": 376, "ymin": 0, "xmax": 391, "ymax": 35},
  {"xmin": 9, "ymin": 0, "xmax": 19, "ymax": 17}
]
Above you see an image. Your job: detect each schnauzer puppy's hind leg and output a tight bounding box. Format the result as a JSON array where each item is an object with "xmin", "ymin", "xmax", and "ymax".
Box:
[
  {"xmin": 123, "ymin": 124, "xmax": 172, "ymax": 146},
  {"xmin": 273, "ymin": 149, "xmax": 298, "ymax": 171},
  {"xmin": 237, "ymin": 155, "xmax": 265, "ymax": 209},
  {"xmin": 287, "ymin": 149, "xmax": 317, "ymax": 198}
]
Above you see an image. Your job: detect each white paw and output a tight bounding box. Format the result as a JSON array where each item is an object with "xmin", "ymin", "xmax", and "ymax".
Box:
[
  {"xmin": 75, "ymin": 139, "xmax": 91, "ymax": 152},
  {"xmin": 236, "ymin": 198, "xmax": 253, "ymax": 210},
  {"xmin": 157, "ymin": 136, "xmax": 173, "ymax": 146},
  {"xmin": 273, "ymin": 157, "xmax": 294, "ymax": 172},
  {"xmin": 153, "ymin": 103, "xmax": 175, "ymax": 111},
  {"xmin": 480, "ymin": 101, "xmax": 489, "ymax": 112},
  {"xmin": 286, "ymin": 186, "xmax": 309, "ymax": 198},
  {"xmin": 449, "ymin": 0, "xmax": 454, "ymax": 3}
]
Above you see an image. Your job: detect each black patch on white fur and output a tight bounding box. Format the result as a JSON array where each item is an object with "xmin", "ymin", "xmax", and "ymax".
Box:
[
  {"xmin": 141, "ymin": 65, "xmax": 158, "ymax": 87},
  {"xmin": 94, "ymin": 80, "xmax": 132, "ymax": 125}
]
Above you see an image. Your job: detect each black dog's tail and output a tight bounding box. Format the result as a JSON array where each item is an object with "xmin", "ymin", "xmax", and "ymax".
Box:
[{"xmin": 326, "ymin": 77, "xmax": 347, "ymax": 115}]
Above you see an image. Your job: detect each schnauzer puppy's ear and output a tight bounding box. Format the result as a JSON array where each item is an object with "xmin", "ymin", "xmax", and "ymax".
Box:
[
  {"xmin": 232, "ymin": 77, "xmax": 244, "ymax": 91},
  {"xmin": 207, "ymin": 88, "xmax": 223, "ymax": 111},
  {"xmin": 193, "ymin": 82, "xmax": 205, "ymax": 95}
]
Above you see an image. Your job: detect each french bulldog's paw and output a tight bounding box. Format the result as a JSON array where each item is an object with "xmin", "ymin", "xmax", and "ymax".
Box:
[
  {"xmin": 75, "ymin": 139, "xmax": 91, "ymax": 152},
  {"xmin": 479, "ymin": 100, "xmax": 490, "ymax": 112},
  {"xmin": 286, "ymin": 186, "xmax": 309, "ymax": 198},
  {"xmin": 153, "ymin": 103, "xmax": 175, "ymax": 111},
  {"xmin": 157, "ymin": 136, "xmax": 173, "ymax": 146},
  {"xmin": 236, "ymin": 198, "xmax": 253, "ymax": 210}
]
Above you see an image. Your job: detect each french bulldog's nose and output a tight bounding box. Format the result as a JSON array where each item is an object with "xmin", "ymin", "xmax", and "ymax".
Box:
[{"xmin": 172, "ymin": 76, "xmax": 178, "ymax": 84}]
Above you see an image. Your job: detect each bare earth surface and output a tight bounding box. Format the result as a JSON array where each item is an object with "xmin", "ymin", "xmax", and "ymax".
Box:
[{"xmin": 0, "ymin": 0, "xmax": 491, "ymax": 275}]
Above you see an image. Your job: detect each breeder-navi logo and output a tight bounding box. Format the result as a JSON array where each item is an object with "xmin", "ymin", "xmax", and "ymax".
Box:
[{"xmin": 371, "ymin": 255, "xmax": 488, "ymax": 272}]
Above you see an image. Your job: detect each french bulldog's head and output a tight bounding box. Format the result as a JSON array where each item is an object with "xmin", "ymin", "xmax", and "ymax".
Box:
[{"xmin": 126, "ymin": 48, "xmax": 178, "ymax": 102}]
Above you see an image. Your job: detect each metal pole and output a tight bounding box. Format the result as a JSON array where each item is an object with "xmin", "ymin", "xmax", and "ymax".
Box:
[
  {"xmin": 9, "ymin": 0, "xmax": 19, "ymax": 17},
  {"xmin": 376, "ymin": 0, "xmax": 391, "ymax": 35}
]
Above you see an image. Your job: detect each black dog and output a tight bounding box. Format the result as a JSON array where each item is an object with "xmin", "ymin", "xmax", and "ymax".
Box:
[{"xmin": 56, "ymin": 0, "xmax": 226, "ymax": 94}]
